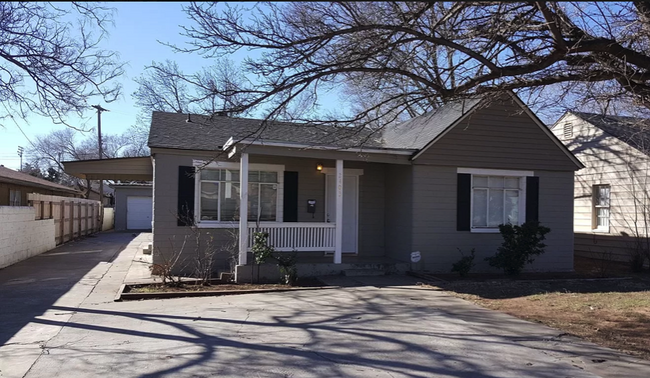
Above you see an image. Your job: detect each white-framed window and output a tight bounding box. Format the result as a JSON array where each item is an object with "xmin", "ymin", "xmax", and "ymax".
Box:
[
  {"xmin": 458, "ymin": 168, "xmax": 531, "ymax": 233},
  {"xmin": 593, "ymin": 184, "xmax": 610, "ymax": 232},
  {"xmin": 194, "ymin": 161, "xmax": 284, "ymax": 226},
  {"xmin": 9, "ymin": 190, "xmax": 21, "ymax": 206}
]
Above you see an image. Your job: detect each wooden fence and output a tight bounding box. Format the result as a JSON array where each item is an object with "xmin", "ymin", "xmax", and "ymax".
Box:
[{"xmin": 27, "ymin": 193, "xmax": 103, "ymax": 245}]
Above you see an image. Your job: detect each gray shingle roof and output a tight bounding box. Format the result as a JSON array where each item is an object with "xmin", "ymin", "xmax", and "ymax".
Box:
[
  {"xmin": 381, "ymin": 98, "xmax": 484, "ymax": 150},
  {"xmin": 147, "ymin": 97, "xmax": 486, "ymax": 153},
  {"xmin": 572, "ymin": 112, "xmax": 650, "ymax": 153},
  {"xmin": 148, "ymin": 112, "xmax": 386, "ymax": 151}
]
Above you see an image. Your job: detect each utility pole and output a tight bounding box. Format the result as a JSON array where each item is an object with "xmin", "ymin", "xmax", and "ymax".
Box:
[
  {"xmin": 17, "ymin": 146, "xmax": 23, "ymax": 171},
  {"xmin": 91, "ymin": 105, "xmax": 109, "ymax": 205}
]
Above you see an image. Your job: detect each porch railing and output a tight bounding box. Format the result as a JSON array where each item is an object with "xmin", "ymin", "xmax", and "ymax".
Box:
[{"xmin": 247, "ymin": 222, "xmax": 336, "ymax": 252}]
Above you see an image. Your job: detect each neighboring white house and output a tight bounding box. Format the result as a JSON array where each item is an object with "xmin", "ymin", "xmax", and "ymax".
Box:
[{"xmin": 551, "ymin": 112, "xmax": 650, "ymax": 264}]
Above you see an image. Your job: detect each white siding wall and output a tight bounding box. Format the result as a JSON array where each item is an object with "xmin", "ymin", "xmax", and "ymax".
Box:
[
  {"xmin": 552, "ymin": 113, "xmax": 650, "ymax": 261},
  {"xmin": 0, "ymin": 206, "xmax": 55, "ymax": 268}
]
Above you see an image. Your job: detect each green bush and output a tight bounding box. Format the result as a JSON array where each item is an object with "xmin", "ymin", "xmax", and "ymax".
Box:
[
  {"xmin": 486, "ymin": 222, "xmax": 551, "ymax": 275},
  {"xmin": 451, "ymin": 248, "xmax": 475, "ymax": 277}
]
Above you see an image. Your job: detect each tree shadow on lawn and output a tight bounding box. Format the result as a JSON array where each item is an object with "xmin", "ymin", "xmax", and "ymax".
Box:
[{"xmin": 24, "ymin": 287, "xmax": 598, "ymax": 378}]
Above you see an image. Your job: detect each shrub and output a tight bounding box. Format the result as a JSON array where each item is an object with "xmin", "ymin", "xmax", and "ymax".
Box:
[
  {"xmin": 451, "ymin": 248, "xmax": 475, "ymax": 277},
  {"xmin": 486, "ymin": 222, "xmax": 551, "ymax": 275}
]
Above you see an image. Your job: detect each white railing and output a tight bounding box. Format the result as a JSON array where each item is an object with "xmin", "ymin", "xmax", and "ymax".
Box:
[{"xmin": 247, "ymin": 222, "xmax": 336, "ymax": 252}]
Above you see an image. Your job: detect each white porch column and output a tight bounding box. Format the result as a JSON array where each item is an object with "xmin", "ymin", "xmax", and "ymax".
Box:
[
  {"xmin": 334, "ymin": 159, "xmax": 343, "ymax": 264},
  {"xmin": 238, "ymin": 152, "xmax": 249, "ymax": 266}
]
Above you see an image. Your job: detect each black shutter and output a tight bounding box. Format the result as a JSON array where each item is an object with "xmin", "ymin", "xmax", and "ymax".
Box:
[
  {"xmin": 457, "ymin": 173, "xmax": 471, "ymax": 231},
  {"xmin": 283, "ymin": 171, "xmax": 299, "ymax": 222},
  {"xmin": 526, "ymin": 176, "xmax": 540, "ymax": 223},
  {"xmin": 177, "ymin": 166, "xmax": 195, "ymax": 226}
]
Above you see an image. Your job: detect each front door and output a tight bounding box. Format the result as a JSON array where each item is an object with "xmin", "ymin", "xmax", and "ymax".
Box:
[{"xmin": 326, "ymin": 174, "xmax": 359, "ymax": 253}]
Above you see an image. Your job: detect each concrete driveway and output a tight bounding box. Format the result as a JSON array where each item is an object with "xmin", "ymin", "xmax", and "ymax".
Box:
[{"xmin": 1, "ymin": 232, "xmax": 649, "ymax": 378}]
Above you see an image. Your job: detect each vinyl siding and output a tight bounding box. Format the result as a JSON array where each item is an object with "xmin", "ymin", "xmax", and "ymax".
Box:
[
  {"xmin": 552, "ymin": 113, "xmax": 650, "ymax": 261},
  {"xmin": 409, "ymin": 98, "xmax": 576, "ymax": 273},
  {"xmin": 152, "ymin": 150, "xmax": 385, "ymax": 271},
  {"xmin": 411, "ymin": 166, "xmax": 574, "ymax": 272},
  {"xmin": 416, "ymin": 98, "xmax": 578, "ymax": 171},
  {"xmin": 384, "ymin": 165, "xmax": 413, "ymax": 262}
]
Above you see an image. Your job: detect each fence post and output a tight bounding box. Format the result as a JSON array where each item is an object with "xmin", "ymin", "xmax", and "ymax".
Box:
[
  {"xmin": 77, "ymin": 202, "xmax": 82, "ymax": 238},
  {"xmin": 49, "ymin": 200, "xmax": 53, "ymax": 219}
]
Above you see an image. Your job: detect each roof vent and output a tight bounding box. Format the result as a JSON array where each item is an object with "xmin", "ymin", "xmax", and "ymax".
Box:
[
  {"xmin": 186, "ymin": 113, "xmax": 192, "ymax": 123},
  {"xmin": 563, "ymin": 122, "xmax": 573, "ymax": 138}
]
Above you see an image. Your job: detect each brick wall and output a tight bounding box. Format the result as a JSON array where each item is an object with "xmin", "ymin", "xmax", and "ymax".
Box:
[{"xmin": 0, "ymin": 206, "xmax": 55, "ymax": 269}]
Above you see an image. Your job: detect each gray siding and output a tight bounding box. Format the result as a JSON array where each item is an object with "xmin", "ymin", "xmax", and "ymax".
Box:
[
  {"xmin": 113, "ymin": 187, "xmax": 152, "ymax": 231},
  {"xmin": 152, "ymin": 150, "xmax": 386, "ymax": 272},
  {"xmin": 416, "ymin": 98, "xmax": 578, "ymax": 171},
  {"xmin": 410, "ymin": 166, "xmax": 574, "ymax": 272},
  {"xmin": 384, "ymin": 164, "xmax": 412, "ymax": 261}
]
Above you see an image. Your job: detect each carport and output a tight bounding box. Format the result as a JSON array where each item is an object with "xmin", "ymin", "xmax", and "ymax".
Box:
[{"xmin": 63, "ymin": 156, "xmax": 153, "ymax": 231}]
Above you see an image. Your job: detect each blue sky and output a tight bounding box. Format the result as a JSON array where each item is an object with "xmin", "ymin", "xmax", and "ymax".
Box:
[{"xmin": 0, "ymin": 2, "xmax": 217, "ymax": 169}]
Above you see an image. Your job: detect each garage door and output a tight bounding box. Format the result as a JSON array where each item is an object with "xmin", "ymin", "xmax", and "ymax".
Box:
[{"xmin": 126, "ymin": 196, "xmax": 152, "ymax": 230}]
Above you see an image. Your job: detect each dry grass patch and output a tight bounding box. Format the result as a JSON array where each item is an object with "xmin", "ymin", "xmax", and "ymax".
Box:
[{"xmin": 431, "ymin": 278, "xmax": 650, "ymax": 360}]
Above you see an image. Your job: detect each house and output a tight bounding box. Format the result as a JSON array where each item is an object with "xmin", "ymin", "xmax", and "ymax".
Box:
[
  {"xmin": 551, "ymin": 112, "xmax": 650, "ymax": 263},
  {"xmin": 0, "ymin": 165, "xmax": 80, "ymax": 206},
  {"xmin": 108, "ymin": 182, "xmax": 152, "ymax": 231},
  {"xmin": 64, "ymin": 92, "xmax": 582, "ymax": 281}
]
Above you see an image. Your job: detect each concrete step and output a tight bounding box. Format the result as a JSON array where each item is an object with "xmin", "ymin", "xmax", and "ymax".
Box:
[
  {"xmin": 343, "ymin": 269, "xmax": 386, "ymax": 277},
  {"xmin": 142, "ymin": 242, "xmax": 152, "ymax": 255}
]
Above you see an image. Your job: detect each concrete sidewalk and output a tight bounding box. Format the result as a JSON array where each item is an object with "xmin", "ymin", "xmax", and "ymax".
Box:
[{"xmin": 0, "ymin": 231, "xmax": 151, "ymax": 378}]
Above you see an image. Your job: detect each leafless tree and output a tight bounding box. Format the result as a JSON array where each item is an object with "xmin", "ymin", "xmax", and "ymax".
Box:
[
  {"xmin": 152, "ymin": 2, "xmax": 650, "ymax": 127},
  {"xmin": 0, "ymin": 2, "xmax": 124, "ymax": 126},
  {"xmin": 26, "ymin": 127, "xmax": 149, "ymax": 195}
]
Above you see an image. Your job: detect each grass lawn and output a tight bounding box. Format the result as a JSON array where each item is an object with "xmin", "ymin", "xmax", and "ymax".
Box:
[{"xmin": 426, "ymin": 258, "xmax": 650, "ymax": 360}]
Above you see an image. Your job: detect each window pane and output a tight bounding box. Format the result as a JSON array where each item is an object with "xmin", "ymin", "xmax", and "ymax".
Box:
[
  {"xmin": 505, "ymin": 190, "xmax": 519, "ymax": 224},
  {"xmin": 505, "ymin": 177, "xmax": 519, "ymax": 189},
  {"xmin": 259, "ymin": 184, "xmax": 277, "ymax": 221},
  {"xmin": 248, "ymin": 183, "xmax": 260, "ymax": 221},
  {"xmin": 474, "ymin": 176, "xmax": 488, "ymax": 187},
  {"xmin": 201, "ymin": 169, "xmax": 220, "ymax": 181},
  {"xmin": 597, "ymin": 208, "xmax": 610, "ymax": 227},
  {"xmin": 598, "ymin": 186, "xmax": 610, "ymax": 206},
  {"xmin": 248, "ymin": 171, "xmax": 260, "ymax": 183},
  {"xmin": 488, "ymin": 176, "xmax": 504, "ymax": 189},
  {"xmin": 223, "ymin": 169, "xmax": 239, "ymax": 182},
  {"xmin": 472, "ymin": 189, "xmax": 488, "ymax": 227},
  {"xmin": 200, "ymin": 182, "xmax": 219, "ymax": 220},
  {"xmin": 488, "ymin": 189, "xmax": 505, "ymax": 227},
  {"xmin": 259, "ymin": 171, "xmax": 278, "ymax": 183},
  {"xmin": 220, "ymin": 182, "xmax": 240, "ymax": 221}
]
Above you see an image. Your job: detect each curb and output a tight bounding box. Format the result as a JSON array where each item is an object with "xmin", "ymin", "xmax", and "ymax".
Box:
[{"xmin": 115, "ymin": 285, "xmax": 336, "ymax": 301}]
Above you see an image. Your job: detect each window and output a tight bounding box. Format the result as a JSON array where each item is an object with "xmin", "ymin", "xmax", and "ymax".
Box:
[
  {"xmin": 471, "ymin": 175, "xmax": 523, "ymax": 230},
  {"xmin": 198, "ymin": 168, "xmax": 278, "ymax": 222},
  {"xmin": 593, "ymin": 185, "xmax": 610, "ymax": 231},
  {"xmin": 563, "ymin": 122, "xmax": 573, "ymax": 138},
  {"xmin": 9, "ymin": 190, "xmax": 21, "ymax": 206}
]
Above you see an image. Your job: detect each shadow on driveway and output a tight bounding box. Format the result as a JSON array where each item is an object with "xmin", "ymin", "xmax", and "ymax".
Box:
[{"xmin": 0, "ymin": 231, "xmax": 137, "ymax": 345}]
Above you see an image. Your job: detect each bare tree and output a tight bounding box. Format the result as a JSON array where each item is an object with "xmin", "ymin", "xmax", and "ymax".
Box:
[
  {"xmin": 0, "ymin": 2, "xmax": 124, "ymax": 126},
  {"xmin": 26, "ymin": 127, "xmax": 149, "ymax": 195},
  {"xmin": 151, "ymin": 2, "xmax": 650, "ymax": 127}
]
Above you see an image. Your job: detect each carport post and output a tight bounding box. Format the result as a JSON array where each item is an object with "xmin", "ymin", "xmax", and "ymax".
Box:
[
  {"xmin": 238, "ymin": 152, "xmax": 249, "ymax": 266},
  {"xmin": 334, "ymin": 159, "xmax": 343, "ymax": 264}
]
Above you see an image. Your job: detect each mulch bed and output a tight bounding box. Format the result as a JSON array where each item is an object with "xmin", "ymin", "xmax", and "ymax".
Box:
[{"xmin": 116, "ymin": 277, "xmax": 328, "ymax": 301}]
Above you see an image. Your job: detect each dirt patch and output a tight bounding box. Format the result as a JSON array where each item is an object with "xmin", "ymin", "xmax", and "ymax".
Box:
[{"xmin": 427, "ymin": 277, "xmax": 650, "ymax": 360}]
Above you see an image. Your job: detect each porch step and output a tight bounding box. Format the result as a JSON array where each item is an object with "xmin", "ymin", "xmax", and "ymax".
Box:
[
  {"xmin": 142, "ymin": 243, "xmax": 152, "ymax": 255},
  {"xmin": 343, "ymin": 269, "xmax": 387, "ymax": 277}
]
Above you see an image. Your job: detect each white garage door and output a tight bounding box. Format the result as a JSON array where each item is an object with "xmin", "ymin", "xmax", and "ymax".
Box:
[{"xmin": 126, "ymin": 196, "xmax": 152, "ymax": 230}]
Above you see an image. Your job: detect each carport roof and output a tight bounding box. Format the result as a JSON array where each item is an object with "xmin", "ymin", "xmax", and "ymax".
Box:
[{"xmin": 63, "ymin": 156, "xmax": 153, "ymax": 181}]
